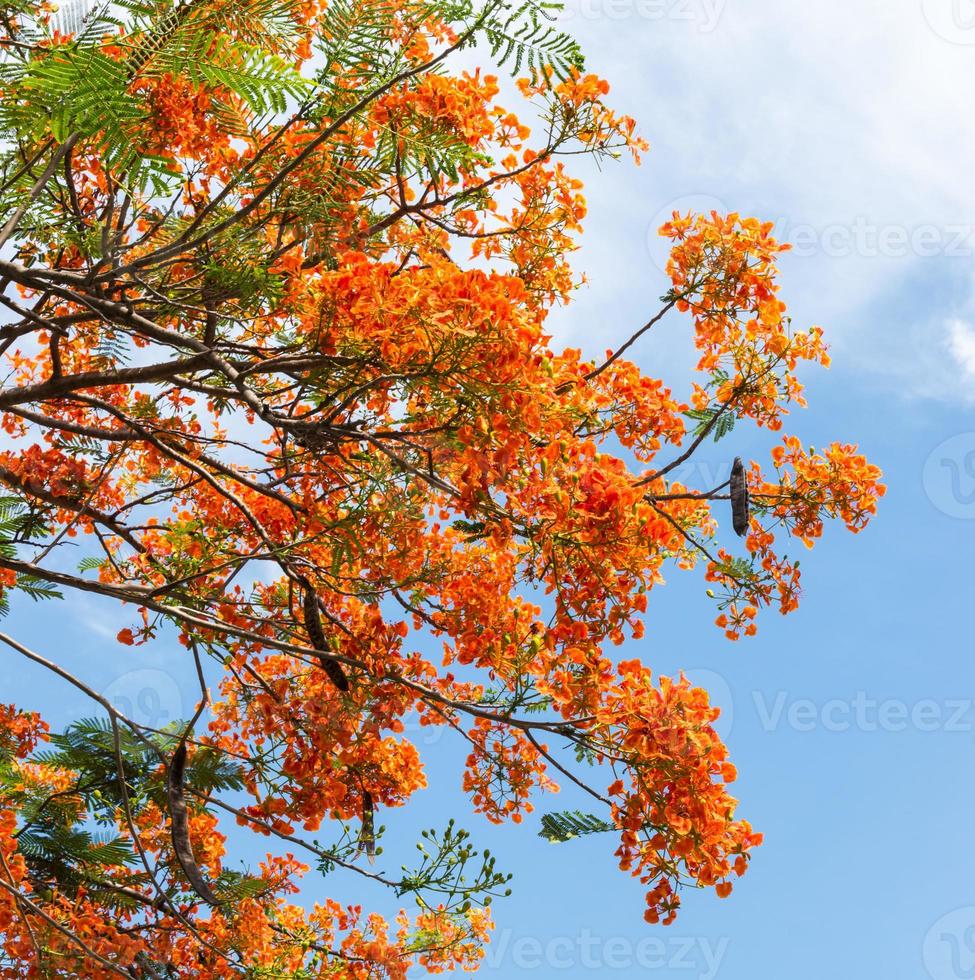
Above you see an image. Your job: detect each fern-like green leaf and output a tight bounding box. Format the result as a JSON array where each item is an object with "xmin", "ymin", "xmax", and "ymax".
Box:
[{"xmin": 538, "ymin": 810, "xmax": 615, "ymax": 843}]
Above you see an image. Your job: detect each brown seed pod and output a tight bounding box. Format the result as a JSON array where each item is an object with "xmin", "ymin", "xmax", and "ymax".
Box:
[
  {"xmin": 359, "ymin": 790, "xmax": 376, "ymax": 865},
  {"xmin": 730, "ymin": 457, "xmax": 750, "ymax": 537},
  {"xmin": 300, "ymin": 579, "xmax": 350, "ymax": 692},
  {"xmin": 166, "ymin": 742, "xmax": 221, "ymax": 907}
]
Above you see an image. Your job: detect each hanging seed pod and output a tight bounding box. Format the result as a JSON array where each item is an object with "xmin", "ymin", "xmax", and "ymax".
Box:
[
  {"xmin": 300, "ymin": 578, "xmax": 350, "ymax": 692},
  {"xmin": 729, "ymin": 457, "xmax": 750, "ymax": 537},
  {"xmin": 166, "ymin": 742, "xmax": 221, "ymax": 907},
  {"xmin": 359, "ymin": 790, "xmax": 376, "ymax": 865}
]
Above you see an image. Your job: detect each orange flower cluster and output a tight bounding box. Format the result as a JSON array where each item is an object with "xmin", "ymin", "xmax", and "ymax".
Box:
[
  {"xmin": 766, "ymin": 436, "xmax": 886, "ymax": 544},
  {"xmin": 664, "ymin": 211, "xmax": 830, "ymax": 429},
  {"xmin": 602, "ymin": 668, "xmax": 761, "ymax": 924},
  {"xmin": 131, "ymin": 73, "xmax": 229, "ymax": 161}
]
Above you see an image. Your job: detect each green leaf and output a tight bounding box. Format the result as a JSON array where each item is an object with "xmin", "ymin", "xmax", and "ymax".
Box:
[{"xmin": 538, "ymin": 810, "xmax": 614, "ymax": 843}]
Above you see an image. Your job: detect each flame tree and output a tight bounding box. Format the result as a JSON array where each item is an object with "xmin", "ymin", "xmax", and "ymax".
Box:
[{"xmin": 0, "ymin": 0, "xmax": 883, "ymax": 975}]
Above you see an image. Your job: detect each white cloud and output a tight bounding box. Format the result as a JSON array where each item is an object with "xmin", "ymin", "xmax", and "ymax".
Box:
[
  {"xmin": 946, "ymin": 319, "xmax": 975, "ymax": 382},
  {"xmin": 536, "ymin": 0, "xmax": 975, "ymax": 406}
]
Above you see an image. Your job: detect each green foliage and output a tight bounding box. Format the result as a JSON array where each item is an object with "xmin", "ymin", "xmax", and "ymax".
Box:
[
  {"xmin": 0, "ymin": 0, "xmax": 310, "ymax": 197},
  {"xmin": 13, "ymin": 717, "xmax": 260, "ymax": 907},
  {"xmin": 313, "ymin": 0, "xmax": 421, "ymax": 90},
  {"xmin": 684, "ymin": 406, "xmax": 736, "ymax": 442},
  {"xmin": 538, "ymin": 809, "xmax": 614, "ymax": 843},
  {"xmin": 0, "ymin": 496, "xmax": 32, "ymax": 561},
  {"xmin": 7, "ymin": 574, "xmax": 61, "ymax": 603},
  {"xmin": 203, "ymin": 237, "xmax": 286, "ymax": 313},
  {"xmin": 0, "ymin": 497, "xmax": 61, "ymax": 616},
  {"xmin": 394, "ymin": 819, "xmax": 512, "ymax": 912},
  {"xmin": 8, "ymin": 45, "xmax": 137, "ymax": 144},
  {"xmin": 483, "ymin": 0, "xmax": 583, "ymax": 82},
  {"xmin": 451, "ymin": 518, "xmax": 489, "ymax": 540},
  {"xmin": 93, "ymin": 329, "xmax": 133, "ymax": 367},
  {"xmin": 711, "ymin": 554, "xmax": 756, "ymax": 583},
  {"xmin": 0, "ymin": 0, "xmax": 595, "ymax": 275},
  {"xmin": 32, "ymin": 717, "xmax": 245, "ymax": 811},
  {"xmin": 16, "ymin": 824, "xmax": 136, "ymax": 871},
  {"xmin": 156, "ymin": 32, "xmax": 311, "ymax": 115}
]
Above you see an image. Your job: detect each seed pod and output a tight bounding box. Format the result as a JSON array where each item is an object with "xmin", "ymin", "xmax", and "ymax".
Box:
[
  {"xmin": 729, "ymin": 457, "xmax": 750, "ymax": 537},
  {"xmin": 359, "ymin": 790, "xmax": 376, "ymax": 865},
  {"xmin": 300, "ymin": 579, "xmax": 350, "ymax": 692},
  {"xmin": 167, "ymin": 742, "xmax": 221, "ymax": 907}
]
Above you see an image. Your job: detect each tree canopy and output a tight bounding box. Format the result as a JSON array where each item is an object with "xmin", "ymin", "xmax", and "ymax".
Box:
[{"xmin": 0, "ymin": 0, "xmax": 884, "ymax": 975}]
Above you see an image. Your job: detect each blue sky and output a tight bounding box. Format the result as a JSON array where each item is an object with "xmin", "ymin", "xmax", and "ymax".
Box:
[{"xmin": 4, "ymin": 1, "xmax": 975, "ymax": 977}]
